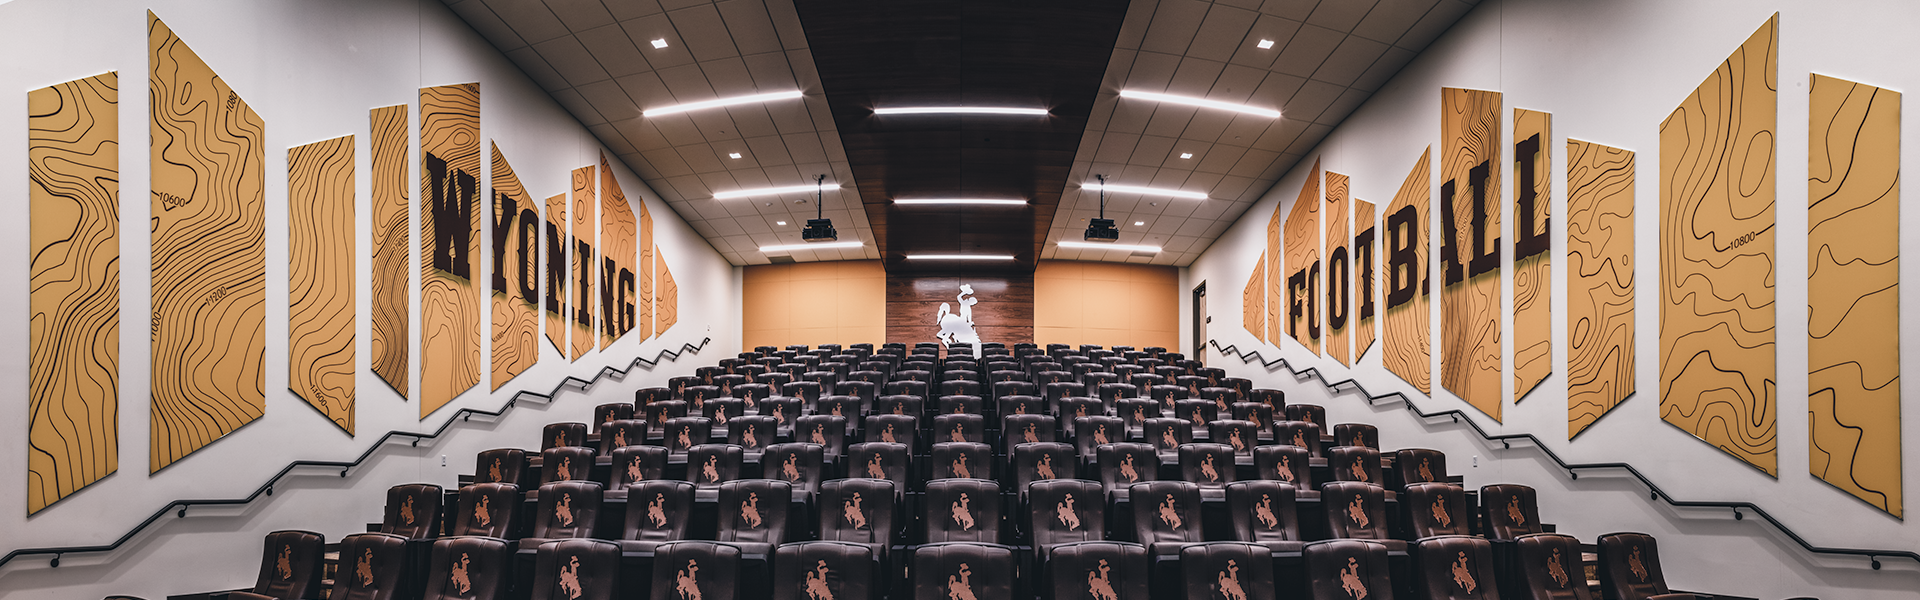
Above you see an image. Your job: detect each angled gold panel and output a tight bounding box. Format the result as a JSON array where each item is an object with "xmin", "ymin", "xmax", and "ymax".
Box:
[
  {"xmin": 490, "ymin": 145, "xmax": 540, "ymax": 391},
  {"xmin": 1284, "ymin": 161, "xmax": 1322, "ymax": 355},
  {"xmin": 288, "ymin": 135, "xmax": 356, "ymax": 433},
  {"xmin": 419, "ymin": 82, "xmax": 482, "ymax": 419},
  {"xmin": 1566, "ymin": 139, "xmax": 1636, "ymax": 439},
  {"xmin": 1353, "ymin": 198, "xmax": 1378, "ymax": 359},
  {"xmin": 1244, "ymin": 253, "xmax": 1265, "ymax": 342},
  {"xmin": 545, "ymin": 192, "xmax": 569, "ymax": 354},
  {"xmin": 1513, "ymin": 109, "xmax": 1552, "ymax": 402},
  {"xmin": 570, "ymin": 165, "xmax": 595, "ymax": 360},
  {"xmin": 600, "ymin": 154, "xmax": 638, "ymax": 346},
  {"xmin": 1440, "ymin": 88, "xmax": 1503, "ymax": 421},
  {"xmin": 1382, "ymin": 149, "xmax": 1431, "ymax": 395},
  {"xmin": 1325, "ymin": 171, "xmax": 1351, "ymax": 366},
  {"xmin": 369, "ymin": 104, "xmax": 409, "ymax": 397}
]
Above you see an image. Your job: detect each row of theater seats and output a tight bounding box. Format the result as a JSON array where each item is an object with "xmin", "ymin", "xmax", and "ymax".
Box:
[{"xmin": 177, "ymin": 342, "xmax": 1715, "ymax": 600}]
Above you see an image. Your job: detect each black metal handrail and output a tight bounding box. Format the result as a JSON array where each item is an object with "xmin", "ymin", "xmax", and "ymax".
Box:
[
  {"xmin": 0, "ymin": 337, "xmax": 711, "ymax": 570},
  {"xmin": 1208, "ymin": 338, "xmax": 1917, "ymax": 570}
]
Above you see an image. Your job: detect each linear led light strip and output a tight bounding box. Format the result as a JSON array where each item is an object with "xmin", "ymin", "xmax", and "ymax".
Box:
[
  {"xmin": 1058, "ymin": 241, "xmax": 1160, "ymax": 253},
  {"xmin": 905, "ymin": 254, "xmax": 1016, "ymax": 260},
  {"xmin": 714, "ymin": 183, "xmax": 836, "ymax": 200},
  {"xmin": 1118, "ymin": 89, "xmax": 1281, "ymax": 119},
  {"xmin": 1081, "ymin": 182, "xmax": 1208, "ymax": 200},
  {"xmin": 874, "ymin": 106, "xmax": 1049, "ymax": 116},
  {"xmin": 644, "ymin": 90, "xmax": 804, "ymax": 117},
  {"xmin": 892, "ymin": 199, "xmax": 1029, "ymax": 206},
  {"xmin": 761, "ymin": 241, "xmax": 864, "ymax": 253}
]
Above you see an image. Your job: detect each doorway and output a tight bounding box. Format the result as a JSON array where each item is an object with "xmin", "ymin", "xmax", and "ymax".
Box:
[{"xmin": 1191, "ymin": 282, "xmax": 1207, "ymax": 362}]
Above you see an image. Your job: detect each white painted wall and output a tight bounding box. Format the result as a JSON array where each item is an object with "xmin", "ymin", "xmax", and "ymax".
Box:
[
  {"xmin": 1186, "ymin": 0, "xmax": 1920, "ymax": 598},
  {"xmin": 0, "ymin": 0, "xmax": 739, "ymax": 597}
]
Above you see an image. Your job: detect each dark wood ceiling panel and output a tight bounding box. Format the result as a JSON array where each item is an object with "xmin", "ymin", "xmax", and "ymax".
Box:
[{"xmin": 794, "ymin": 0, "xmax": 1131, "ymax": 273}]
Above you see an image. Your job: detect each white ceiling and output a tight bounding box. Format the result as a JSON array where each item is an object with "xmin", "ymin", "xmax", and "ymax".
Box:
[{"xmin": 442, "ymin": 0, "xmax": 1479, "ymax": 267}]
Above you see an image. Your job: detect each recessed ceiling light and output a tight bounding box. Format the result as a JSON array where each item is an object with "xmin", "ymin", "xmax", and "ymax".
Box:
[
  {"xmin": 762, "ymin": 241, "xmax": 863, "ymax": 253},
  {"xmin": 1058, "ymin": 241, "xmax": 1160, "ymax": 252},
  {"xmin": 644, "ymin": 90, "xmax": 803, "ymax": 117},
  {"xmin": 729, "ymin": 152, "xmax": 742, "ymax": 159},
  {"xmin": 1257, "ymin": 39, "xmax": 1275, "ymax": 49},
  {"xmin": 714, "ymin": 183, "xmax": 833, "ymax": 199},
  {"xmin": 1134, "ymin": 221, "xmax": 1145, "ymax": 226},
  {"xmin": 874, "ymin": 107, "xmax": 1049, "ymax": 116},
  {"xmin": 1179, "ymin": 152, "xmax": 1193, "ymax": 159},
  {"xmin": 892, "ymin": 199, "xmax": 1028, "ymax": 206},
  {"xmin": 651, "ymin": 39, "xmax": 669, "ymax": 49},
  {"xmin": 1082, "ymin": 182, "xmax": 1208, "ymax": 200},
  {"xmin": 1118, "ymin": 90, "xmax": 1281, "ymax": 118},
  {"xmin": 776, "ymin": 221, "xmax": 787, "ymax": 226},
  {"xmin": 905, "ymin": 254, "xmax": 1016, "ymax": 260}
]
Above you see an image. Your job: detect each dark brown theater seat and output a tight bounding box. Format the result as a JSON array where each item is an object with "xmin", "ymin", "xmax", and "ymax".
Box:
[
  {"xmin": 1413, "ymin": 535, "xmax": 1501, "ymax": 600},
  {"xmin": 328, "ymin": 533, "xmax": 408, "ymax": 600},
  {"xmin": 473, "ymin": 448, "xmax": 525, "ymax": 486},
  {"xmin": 1513, "ymin": 533, "xmax": 1594, "ymax": 600},
  {"xmin": 924, "ymin": 478, "xmax": 1004, "ymax": 544},
  {"xmin": 663, "ymin": 417, "xmax": 713, "ymax": 456},
  {"xmin": 1405, "ymin": 483, "xmax": 1471, "ymax": 539},
  {"xmin": 1208, "ymin": 419, "xmax": 1261, "ymax": 455},
  {"xmin": 1304, "ymin": 539, "xmax": 1394, "ymax": 600},
  {"xmin": 1012, "ymin": 442, "xmax": 1078, "ymax": 498},
  {"xmin": 1481, "ymin": 484, "xmax": 1545, "ymax": 541},
  {"xmin": 762, "ymin": 443, "xmax": 825, "ymax": 497},
  {"xmin": 1001, "ymin": 414, "xmax": 1057, "ymax": 453},
  {"xmin": 1599, "ymin": 533, "xmax": 1696, "ymax": 600},
  {"xmin": 686, "ymin": 444, "xmax": 744, "ymax": 490},
  {"xmin": 620, "ymin": 480, "xmax": 694, "ymax": 554},
  {"xmin": 596, "ymin": 419, "xmax": 646, "ymax": 455},
  {"xmin": 541, "ymin": 422, "xmax": 586, "ymax": 451},
  {"xmin": 1181, "ymin": 542, "xmax": 1276, "ymax": 600},
  {"xmin": 591, "ymin": 403, "xmax": 633, "ymax": 434},
  {"xmin": 1329, "ymin": 446, "xmax": 1390, "ymax": 497},
  {"xmin": 522, "ymin": 481, "xmax": 603, "ymax": 546},
  {"xmin": 1178, "ymin": 443, "xmax": 1238, "ymax": 493},
  {"xmin": 1128, "ymin": 481, "xmax": 1204, "ymax": 557},
  {"xmin": 605, "ymin": 446, "xmax": 667, "ymax": 500},
  {"xmin": 937, "ymin": 395, "xmax": 984, "ymax": 416},
  {"xmin": 848, "ymin": 442, "xmax": 911, "ymax": 501},
  {"xmin": 1333, "ymin": 423, "xmax": 1379, "ymax": 450},
  {"xmin": 380, "ymin": 484, "xmax": 443, "ymax": 540},
  {"xmin": 1284, "ymin": 404, "xmax": 1326, "ymax": 429},
  {"xmin": 934, "ymin": 414, "xmax": 986, "ymax": 445},
  {"xmin": 717, "ymin": 479, "xmax": 794, "ymax": 555},
  {"xmin": 236, "ymin": 530, "xmax": 325, "ymax": 600},
  {"xmin": 864, "ymin": 414, "xmax": 919, "ymax": 449},
  {"xmin": 1271, "ymin": 421, "xmax": 1325, "ymax": 457},
  {"xmin": 1097, "ymin": 442, "xmax": 1158, "ymax": 500},
  {"xmin": 772, "ymin": 541, "xmax": 877, "ymax": 600},
  {"xmin": 1144, "ymin": 417, "xmax": 1192, "ymax": 455},
  {"xmin": 1028, "ymin": 479, "xmax": 1106, "ymax": 561},
  {"xmin": 1322, "ymin": 481, "xmax": 1405, "ymax": 553},
  {"xmin": 451, "ymin": 483, "xmax": 519, "ymax": 538},
  {"xmin": 1046, "ymin": 541, "xmax": 1150, "ymax": 600},
  {"xmin": 1073, "ymin": 416, "xmax": 1125, "ymax": 459},
  {"xmin": 821, "ymin": 478, "xmax": 898, "ymax": 564},
  {"xmin": 727, "ymin": 415, "xmax": 779, "ymax": 454},
  {"xmin": 419, "ymin": 535, "xmax": 511, "ymax": 600},
  {"xmin": 1226, "ymin": 480, "xmax": 1304, "ymax": 554},
  {"xmin": 1253, "ymin": 445, "xmax": 1316, "ymax": 500},
  {"xmin": 932, "ymin": 442, "xmax": 994, "ymax": 480},
  {"xmin": 1395, "ymin": 448, "xmax": 1450, "ymax": 490},
  {"xmin": 529, "ymin": 539, "xmax": 619, "ymax": 600},
  {"xmin": 794, "ymin": 415, "xmax": 848, "ymax": 459},
  {"xmin": 911, "ymin": 542, "xmax": 1014, "ymax": 600}
]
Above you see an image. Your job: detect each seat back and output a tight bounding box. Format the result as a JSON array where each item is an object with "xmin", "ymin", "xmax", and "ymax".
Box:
[
  {"xmin": 641, "ymin": 401, "xmax": 688, "ymax": 436},
  {"xmin": 685, "ymin": 385, "xmax": 722, "ymax": 409},
  {"xmin": 1208, "ymin": 419, "xmax": 1260, "ymax": 455},
  {"xmin": 864, "ymin": 414, "xmax": 919, "ymax": 448},
  {"xmin": 771, "ymin": 541, "xmax": 876, "ymax": 600},
  {"xmin": 539, "ymin": 447, "xmax": 594, "ymax": 484},
  {"xmin": 621, "ymin": 480, "xmax": 694, "ymax": 545},
  {"xmin": 704, "ymin": 398, "xmax": 746, "ymax": 427},
  {"xmin": 718, "ymin": 479, "xmax": 793, "ymax": 546},
  {"xmin": 1044, "ymin": 381, "xmax": 1087, "ymax": 404},
  {"xmin": 451, "ymin": 483, "xmax": 519, "ymax": 538},
  {"xmin": 1096, "ymin": 443, "xmax": 1158, "ymax": 495},
  {"xmin": 1173, "ymin": 400, "xmax": 1218, "ymax": 433},
  {"xmin": 1229, "ymin": 402, "xmax": 1274, "ymax": 428},
  {"xmin": 1406, "ymin": 483, "xmax": 1470, "ymax": 539},
  {"xmin": 815, "ymin": 396, "xmax": 862, "ymax": 423},
  {"xmin": 727, "ymin": 416, "xmax": 779, "ymax": 452},
  {"xmin": 1180, "ymin": 542, "xmax": 1275, "ymax": 600},
  {"xmin": 1514, "ymin": 533, "xmax": 1595, "ymax": 600},
  {"xmin": 885, "ymin": 379, "xmax": 930, "ymax": 399},
  {"xmin": 1000, "ymin": 414, "xmax": 1057, "ymax": 452},
  {"xmin": 937, "ymin": 395, "xmax": 984, "ymax": 416},
  {"xmin": 1073, "ymin": 416, "xmax": 1125, "ymax": 458},
  {"xmin": 1247, "ymin": 389, "xmax": 1285, "ymax": 413},
  {"xmin": 419, "ymin": 535, "xmax": 511, "ymax": 600},
  {"xmin": 998, "ymin": 396, "xmax": 1046, "ymax": 419},
  {"xmin": 380, "ymin": 483, "xmax": 443, "ymax": 539},
  {"xmin": 635, "ymin": 387, "xmax": 673, "ymax": 408},
  {"xmin": 794, "ymin": 415, "xmax": 848, "ymax": 457},
  {"xmin": 1329, "ymin": 445, "xmax": 1383, "ymax": 486},
  {"xmin": 251, "ymin": 530, "xmax": 326, "ymax": 600},
  {"xmin": 1333, "ymin": 423, "xmax": 1379, "ymax": 449},
  {"xmin": 663, "ymin": 417, "xmax": 713, "ymax": 454},
  {"xmin": 1481, "ymin": 484, "xmax": 1544, "ymax": 540},
  {"xmin": 474, "ymin": 448, "xmax": 525, "ymax": 486},
  {"xmin": 1226, "ymin": 480, "xmax": 1301, "ymax": 545},
  {"xmin": 330, "ymin": 533, "xmax": 408, "ymax": 600},
  {"xmin": 924, "ymin": 478, "xmax": 1003, "ymax": 544},
  {"xmin": 763, "ymin": 443, "xmax": 825, "ymax": 495},
  {"xmin": 1096, "ymin": 383, "xmax": 1140, "ymax": 403},
  {"xmin": 875, "ymin": 395, "xmax": 926, "ymax": 419},
  {"xmin": 1414, "ymin": 535, "xmax": 1500, "ymax": 600},
  {"xmin": 820, "ymin": 478, "xmax": 898, "ymax": 551},
  {"xmin": 686, "ymin": 444, "xmax": 744, "ymax": 489},
  {"xmin": 759, "ymin": 397, "xmax": 803, "ymax": 428},
  {"xmin": 1047, "ymin": 541, "xmax": 1149, "ymax": 600},
  {"xmin": 1322, "ymin": 482, "xmax": 1389, "ymax": 541},
  {"xmin": 1028, "ymin": 479, "xmax": 1106, "ymax": 555},
  {"xmin": 597, "ymin": 419, "xmax": 647, "ymax": 454},
  {"xmin": 541, "ymin": 422, "xmax": 586, "ymax": 450},
  {"xmin": 529, "ymin": 539, "xmax": 620, "ymax": 600},
  {"xmin": 1395, "ymin": 448, "xmax": 1449, "ymax": 489},
  {"xmin": 1178, "ymin": 443, "xmax": 1237, "ymax": 488},
  {"xmin": 1271, "ymin": 421, "xmax": 1324, "ymax": 457},
  {"xmin": 1284, "ymin": 404, "xmax": 1326, "ymax": 428},
  {"xmin": 782, "ymin": 381, "xmax": 823, "ymax": 404},
  {"xmin": 531, "ymin": 481, "xmax": 603, "ymax": 539},
  {"xmin": 1011, "ymin": 442, "xmax": 1078, "ymax": 496},
  {"xmin": 592, "ymin": 403, "xmax": 634, "ymax": 433},
  {"xmin": 714, "ymin": 374, "xmax": 748, "ymax": 399},
  {"xmin": 1143, "ymin": 418, "xmax": 1191, "ymax": 453},
  {"xmin": 939, "ymin": 379, "xmax": 981, "ymax": 398},
  {"xmin": 733, "ymin": 383, "xmax": 772, "ymax": 409},
  {"xmin": 1147, "ymin": 384, "xmax": 1186, "ymax": 411},
  {"xmin": 758, "ymin": 372, "xmax": 795, "ymax": 388},
  {"xmin": 1598, "ymin": 532, "xmax": 1673, "ymax": 600},
  {"xmin": 1303, "ymin": 539, "xmax": 1393, "ymax": 600},
  {"xmin": 836, "ymin": 380, "xmax": 878, "ymax": 405},
  {"xmin": 667, "ymin": 376, "xmax": 701, "ymax": 399},
  {"xmin": 847, "ymin": 442, "xmax": 911, "ymax": 499},
  {"xmin": 911, "ymin": 542, "xmax": 1013, "ymax": 600},
  {"xmin": 931, "ymin": 442, "xmax": 993, "ymax": 480},
  {"xmin": 934, "ymin": 413, "xmax": 986, "ymax": 444},
  {"xmin": 1253, "ymin": 445, "xmax": 1312, "ymax": 488},
  {"xmin": 1114, "ymin": 399, "xmax": 1157, "ymax": 430},
  {"xmin": 1128, "ymin": 481, "xmax": 1203, "ymax": 547}
]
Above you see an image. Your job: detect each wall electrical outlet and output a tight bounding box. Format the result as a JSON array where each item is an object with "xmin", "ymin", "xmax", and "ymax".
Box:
[
  {"xmin": 440, "ymin": 455, "xmax": 447, "ymax": 467},
  {"xmin": 1472, "ymin": 455, "xmax": 1479, "ymax": 467}
]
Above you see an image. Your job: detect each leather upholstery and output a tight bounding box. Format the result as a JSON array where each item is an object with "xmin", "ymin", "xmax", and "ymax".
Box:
[
  {"xmin": 634, "ymin": 387, "xmax": 673, "ymax": 408},
  {"xmin": 727, "ymin": 416, "xmax": 779, "ymax": 453},
  {"xmin": 1208, "ymin": 420, "xmax": 1261, "ymax": 455},
  {"xmin": 1322, "ymin": 482, "xmax": 1404, "ymax": 552},
  {"xmin": 529, "ymin": 539, "xmax": 619, "ymax": 600},
  {"xmin": 794, "ymin": 415, "xmax": 847, "ymax": 458},
  {"xmin": 1011, "ymin": 442, "xmax": 1078, "ymax": 497},
  {"xmin": 419, "ymin": 535, "xmax": 510, "ymax": 600},
  {"xmin": 1128, "ymin": 481, "xmax": 1203, "ymax": 556},
  {"xmin": 1253, "ymin": 445, "xmax": 1314, "ymax": 499},
  {"xmin": 380, "ymin": 483, "xmax": 442, "ymax": 539},
  {"xmin": 1333, "ymin": 423, "xmax": 1379, "ymax": 449},
  {"xmin": 1284, "ymin": 404, "xmax": 1327, "ymax": 429},
  {"xmin": 619, "ymin": 480, "xmax": 694, "ymax": 553},
  {"xmin": 704, "ymin": 398, "xmax": 746, "ymax": 428},
  {"xmin": 685, "ymin": 385, "xmax": 721, "ymax": 409},
  {"xmin": 820, "ymin": 478, "xmax": 898, "ymax": 562},
  {"xmin": 815, "ymin": 396, "xmax": 862, "ymax": 427},
  {"xmin": 1045, "ymin": 382, "xmax": 1088, "ymax": 404},
  {"xmin": 733, "ymin": 382, "xmax": 772, "ymax": 408},
  {"xmin": 1097, "ymin": 383, "xmax": 1140, "ymax": 403},
  {"xmin": 329, "ymin": 533, "xmax": 407, "ymax": 600},
  {"xmin": 1148, "ymin": 385, "xmax": 1187, "ymax": 410},
  {"xmin": 1028, "ymin": 479, "xmax": 1106, "ymax": 559},
  {"xmin": 540, "ymin": 422, "xmax": 586, "ymax": 450},
  {"xmin": 1395, "ymin": 448, "xmax": 1449, "ymax": 489},
  {"xmin": 717, "ymin": 479, "xmax": 794, "ymax": 554},
  {"xmin": 911, "ymin": 542, "xmax": 1014, "ymax": 600},
  {"xmin": 758, "ymin": 397, "xmax": 803, "ymax": 429},
  {"xmin": 1057, "ymin": 398, "xmax": 1104, "ymax": 435},
  {"xmin": 1513, "ymin": 533, "xmax": 1594, "ymax": 600},
  {"xmin": 591, "ymin": 403, "xmax": 634, "ymax": 433},
  {"xmin": 473, "ymin": 449, "xmax": 525, "ymax": 486},
  {"xmin": 931, "ymin": 442, "xmax": 994, "ymax": 480},
  {"xmin": 1247, "ymin": 389, "xmax": 1286, "ymax": 413},
  {"xmin": 836, "ymin": 380, "xmax": 878, "ymax": 405},
  {"xmin": 999, "ymin": 397, "xmax": 1047, "ymax": 420},
  {"xmin": 1405, "ymin": 483, "xmax": 1471, "ymax": 539},
  {"xmin": 1144, "ymin": 418, "xmax": 1192, "ymax": 453},
  {"xmin": 864, "ymin": 414, "xmax": 919, "ymax": 449},
  {"xmin": 762, "ymin": 443, "xmax": 825, "ymax": 495},
  {"xmin": 1271, "ymin": 421, "xmax": 1325, "ymax": 457},
  {"xmin": 933, "ymin": 414, "xmax": 986, "ymax": 445},
  {"xmin": 1198, "ymin": 388, "xmax": 1240, "ymax": 414},
  {"xmin": 1414, "ymin": 535, "xmax": 1500, "ymax": 600},
  {"xmin": 528, "ymin": 481, "xmax": 603, "ymax": 541},
  {"xmin": 1230, "ymin": 402, "xmax": 1275, "ymax": 428},
  {"xmin": 538, "ymin": 447, "xmax": 594, "ymax": 485},
  {"xmin": 450, "ymin": 483, "xmax": 518, "ymax": 538},
  {"xmin": 937, "ymin": 395, "xmax": 984, "ymax": 416},
  {"xmin": 939, "ymin": 379, "xmax": 981, "ymax": 398},
  {"xmin": 1115, "ymin": 399, "xmax": 1159, "ymax": 430},
  {"xmin": 1180, "ymin": 542, "xmax": 1276, "ymax": 600},
  {"xmin": 1178, "ymin": 443, "xmax": 1238, "ymax": 490},
  {"xmin": 663, "ymin": 417, "xmax": 713, "ymax": 454},
  {"xmin": 249, "ymin": 530, "xmax": 325, "ymax": 600},
  {"xmin": 1096, "ymin": 442, "xmax": 1158, "ymax": 498},
  {"xmin": 772, "ymin": 541, "xmax": 876, "ymax": 600},
  {"xmin": 1329, "ymin": 446, "xmax": 1384, "ymax": 487},
  {"xmin": 924, "ymin": 478, "xmax": 1003, "ymax": 544},
  {"xmin": 1073, "ymin": 416, "xmax": 1126, "ymax": 458},
  {"xmin": 782, "ymin": 381, "xmax": 823, "ymax": 404},
  {"xmin": 1001, "ymin": 414, "xmax": 1057, "ymax": 453},
  {"xmin": 1046, "ymin": 541, "xmax": 1149, "ymax": 600},
  {"xmin": 1226, "ymin": 480, "xmax": 1303, "ymax": 553},
  {"xmin": 713, "ymin": 374, "xmax": 748, "ymax": 399},
  {"xmin": 686, "ymin": 444, "xmax": 744, "ymax": 489},
  {"xmin": 642, "ymin": 401, "xmax": 688, "ymax": 436},
  {"xmin": 608, "ymin": 445, "xmax": 666, "ymax": 500},
  {"xmin": 885, "ymin": 379, "xmax": 930, "ymax": 399},
  {"xmin": 667, "ymin": 376, "xmax": 702, "ymax": 400},
  {"xmin": 847, "ymin": 442, "xmax": 911, "ymax": 500},
  {"xmin": 1481, "ymin": 484, "xmax": 1545, "ymax": 540},
  {"xmin": 993, "ymin": 380, "xmax": 1037, "ymax": 399},
  {"xmin": 596, "ymin": 419, "xmax": 647, "ymax": 455},
  {"xmin": 1304, "ymin": 539, "xmax": 1395, "ymax": 600},
  {"xmin": 1598, "ymin": 532, "xmax": 1675, "ymax": 600},
  {"xmin": 875, "ymin": 395, "xmax": 925, "ymax": 419}
]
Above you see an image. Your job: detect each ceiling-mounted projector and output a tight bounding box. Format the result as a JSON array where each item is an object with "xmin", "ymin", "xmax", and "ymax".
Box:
[
  {"xmin": 800, "ymin": 173, "xmax": 836, "ymax": 242},
  {"xmin": 1084, "ymin": 218, "xmax": 1119, "ymax": 242}
]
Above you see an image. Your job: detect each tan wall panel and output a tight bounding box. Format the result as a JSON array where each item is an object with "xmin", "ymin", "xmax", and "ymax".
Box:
[
  {"xmin": 1513, "ymin": 109, "xmax": 1553, "ymax": 402},
  {"xmin": 1439, "ymin": 87, "xmax": 1503, "ymax": 421},
  {"xmin": 744, "ymin": 260, "xmax": 887, "ymax": 348},
  {"xmin": 1034, "ymin": 260, "xmax": 1179, "ymax": 349}
]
